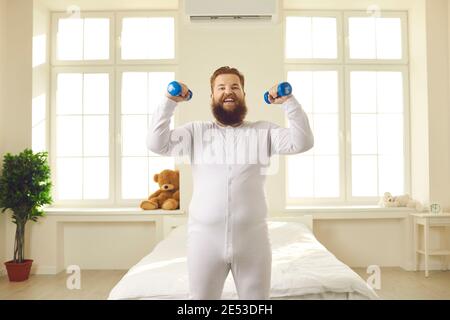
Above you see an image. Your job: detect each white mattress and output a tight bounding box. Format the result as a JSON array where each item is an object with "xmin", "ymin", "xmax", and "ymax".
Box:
[{"xmin": 108, "ymin": 221, "xmax": 379, "ymax": 300}]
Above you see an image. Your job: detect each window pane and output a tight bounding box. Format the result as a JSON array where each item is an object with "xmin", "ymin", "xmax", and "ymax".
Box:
[
  {"xmin": 122, "ymin": 72, "xmax": 148, "ymax": 114},
  {"xmin": 377, "ymin": 72, "xmax": 403, "ymax": 113},
  {"xmin": 378, "ymin": 114, "xmax": 403, "ymax": 156},
  {"xmin": 84, "ymin": 116, "xmax": 109, "ymax": 157},
  {"xmin": 352, "ymin": 155, "xmax": 377, "ymax": 196},
  {"xmin": 57, "ymin": 73, "xmax": 82, "ymax": 115},
  {"xmin": 57, "ymin": 18, "xmax": 83, "ymax": 60},
  {"xmin": 148, "ymin": 72, "xmax": 175, "ymax": 114},
  {"xmin": 285, "ymin": 17, "xmax": 312, "ymax": 58},
  {"xmin": 84, "ymin": 73, "xmax": 109, "ymax": 114},
  {"xmin": 315, "ymin": 155, "xmax": 339, "ymax": 197},
  {"xmin": 349, "ymin": 17, "xmax": 403, "ymax": 60},
  {"xmin": 313, "ymin": 71, "xmax": 338, "ymax": 113},
  {"xmin": 83, "ymin": 18, "xmax": 110, "ymax": 60},
  {"xmin": 57, "ymin": 158, "xmax": 82, "ymax": 199},
  {"xmin": 376, "ymin": 18, "xmax": 402, "ymax": 59},
  {"xmin": 56, "ymin": 116, "xmax": 82, "ymax": 156},
  {"xmin": 313, "ymin": 114, "xmax": 339, "ymax": 155},
  {"xmin": 286, "ymin": 16, "xmax": 337, "ymax": 59},
  {"xmin": 122, "ymin": 115, "xmax": 148, "ymax": 156},
  {"xmin": 348, "ymin": 17, "xmax": 376, "ymax": 59},
  {"xmin": 312, "ymin": 17, "xmax": 337, "ymax": 59},
  {"xmin": 121, "ymin": 17, "xmax": 174, "ymax": 60},
  {"xmin": 287, "ymin": 155, "xmax": 314, "ymax": 198},
  {"xmin": 287, "ymin": 71, "xmax": 313, "ymax": 113},
  {"xmin": 351, "ymin": 114, "xmax": 377, "ymax": 155},
  {"xmin": 148, "ymin": 18, "xmax": 174, "ymax": 59},
  {"xmin": 378, "ymin": 155, "xmax": 404, "ymax": 195},
  {"xmin": 84, "ymin": 157, "xmax": 109, "ymax": 199},
  {"xmin": 121, "ymin": 18, "xmax": 150, "ymax": 60},
  {"xmin": 350, "ymin": 72, "xmax": 376, "ymax": 113},
  {"xmin": 122, "ymin": 157, "xmax": 149, "ymax": 199}
]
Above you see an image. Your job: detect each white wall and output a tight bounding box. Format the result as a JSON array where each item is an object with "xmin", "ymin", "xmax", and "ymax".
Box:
[
  {"xmin": 0, "ymin": 0, "xmax": 33, "ymax": 275},
  {"xmin": 175, "ymin": 14, "xmax": 286, "ymax": 213},
  {"xmin": 3, "ymin": 0, "xmax": 32, "ymax": 154},
  {"xmin": 0, "ymin": 0, "xmax": 7, "ymax": 272},
  {"xmin": 426, "ymin": 0, "xmax": 450, "ymax": 209},
  {"xmin": 0, "ymin": 0, "xmax": 449, "ymax": 275},
  {"xmin": 32, "ymin": 0, "xmax": 50, "ymax": 153}
]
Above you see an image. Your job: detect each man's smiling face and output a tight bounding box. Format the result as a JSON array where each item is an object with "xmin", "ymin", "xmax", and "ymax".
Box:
[
  {"xmin": 211, "ymin": 74, "xmax": 245, "ymax": 110},
  {"xmin": 210, "ymin": 73, "xmax": 247, "ymax": 126}
]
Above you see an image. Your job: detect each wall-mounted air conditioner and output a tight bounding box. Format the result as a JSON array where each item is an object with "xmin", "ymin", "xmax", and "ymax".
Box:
[{"xmin": 183, "ymin": 0, "xmax": 278, "ymax": 22}]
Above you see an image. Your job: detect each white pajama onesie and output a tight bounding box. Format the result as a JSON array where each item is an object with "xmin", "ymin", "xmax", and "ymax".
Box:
[{"xmin": 147, "ymin": 95, "xmax": 314, "ymax": 300}]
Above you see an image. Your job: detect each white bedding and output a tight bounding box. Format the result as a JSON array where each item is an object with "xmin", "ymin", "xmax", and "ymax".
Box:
[{"xmin": 108, "ymin": 221, "xmax": 379, "ymax": 300}]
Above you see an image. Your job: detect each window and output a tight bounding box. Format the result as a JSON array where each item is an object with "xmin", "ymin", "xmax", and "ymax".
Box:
[
  {"xmin": 120, "ymin": 17, "xmax": 175, "ymax": 60},
  {"xmin": 285, "ymin": 16, "xmax": 338, "ymax": 59},
  {"xmin": 285, "ymin": 11, "xmax": 409, "ymax": 206},
  {"xmin": 52, "ymin": 12, "xmax": 114, "ymax": 64},
  {"xmin": 50, "ymin": 12, "xmax": 177, "ymax": 207},
  {"xmin": 119, "ymin": 70, "xmax": 175, "ymax": 200},
  {"xmin": 347, "ymin": 17, "xmax": 402, "ymax": 60},
  {"xmin": 53, "ymin": 70, "xmax": 111, "ymax": 201}
]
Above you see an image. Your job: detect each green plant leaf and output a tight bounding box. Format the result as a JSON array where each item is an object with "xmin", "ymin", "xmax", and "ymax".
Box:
[{"xmin": 0, "ymin": 148, "xmax": 53, "ymax": 262}]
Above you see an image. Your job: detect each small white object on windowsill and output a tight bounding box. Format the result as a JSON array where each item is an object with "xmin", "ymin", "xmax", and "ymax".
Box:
[{"xmin": 378, "ymin": 192, "xmax": 424, "ymax": 211}]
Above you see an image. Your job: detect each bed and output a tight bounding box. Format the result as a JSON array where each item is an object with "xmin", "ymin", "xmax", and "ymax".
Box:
[{"xmin": 108, "ymin": 216, "xmax": 379, "ymax": 300}]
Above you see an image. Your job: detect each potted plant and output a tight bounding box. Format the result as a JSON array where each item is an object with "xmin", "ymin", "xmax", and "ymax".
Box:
[{"xmin": 0, "ymin": 148, "xmax": 52, "ymax": 281}]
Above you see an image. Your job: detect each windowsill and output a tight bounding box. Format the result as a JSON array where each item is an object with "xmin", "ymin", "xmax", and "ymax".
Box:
[
  {"xmin": 43, "ymin": 207, "xmax": 185, "ymax": 216},
  {"xmin": 284, "ymin": 205, "xmax": 420, "ymax": 220},
  {"xmin": 41, "ymin": 206, "xmax": 420, "ymax": 220}
]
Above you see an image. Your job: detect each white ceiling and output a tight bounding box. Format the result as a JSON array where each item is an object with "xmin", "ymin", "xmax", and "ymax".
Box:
[{"xmin": 37, "ymin": 0, "xmax": 179, "ymax": 11}]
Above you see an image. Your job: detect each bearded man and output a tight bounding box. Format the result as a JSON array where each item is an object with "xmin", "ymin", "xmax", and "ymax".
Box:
[{"xmin": 147, "ymin": 66, "xmax": 314, "ymax": 300}]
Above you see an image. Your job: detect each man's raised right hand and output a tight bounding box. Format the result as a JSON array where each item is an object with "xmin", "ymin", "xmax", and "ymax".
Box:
[{"xmin": 166, "ymin": 82, "xmax": 191, "ymax": 103}]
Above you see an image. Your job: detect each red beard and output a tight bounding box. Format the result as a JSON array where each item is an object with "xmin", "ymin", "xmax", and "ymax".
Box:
[{"xmin": 211, "ymin": 94, "xmax": 248, "ymax": 126}]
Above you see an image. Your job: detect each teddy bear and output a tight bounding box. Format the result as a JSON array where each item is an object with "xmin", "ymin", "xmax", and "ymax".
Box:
[
  {"xmin": 140, "ymin": 169, "xmax": 180, "ymax": 210},
  {"xmin": 379, "ymin": 192, "xmax": 423, "ymax": 211}
]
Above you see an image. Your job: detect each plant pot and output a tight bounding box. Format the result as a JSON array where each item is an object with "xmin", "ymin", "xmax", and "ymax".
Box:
[{"xmin": 4, "ymin": 259, "xmax": 33, "ymax": 282}]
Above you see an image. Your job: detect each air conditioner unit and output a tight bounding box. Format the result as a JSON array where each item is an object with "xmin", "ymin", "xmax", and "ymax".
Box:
[{"xmin": 183, "ymin": 0, "xmax": 278, "ymax": 22}]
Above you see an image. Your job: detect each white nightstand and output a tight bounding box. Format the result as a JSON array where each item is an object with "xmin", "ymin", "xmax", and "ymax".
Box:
[{"xmin": 412, "ymin": 213, "xmax": 450, "ymax": 277}]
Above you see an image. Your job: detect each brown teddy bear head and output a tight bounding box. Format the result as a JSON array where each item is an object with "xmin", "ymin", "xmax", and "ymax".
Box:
[{"xmin": 153, "ymin": 169, "xmax": 179, "ymax": 192}]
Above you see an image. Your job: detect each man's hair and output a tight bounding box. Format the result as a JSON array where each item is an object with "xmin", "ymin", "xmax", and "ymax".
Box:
[{"xmin": 210, "ymin": 66, "xmax": 245, "ymax": 92}]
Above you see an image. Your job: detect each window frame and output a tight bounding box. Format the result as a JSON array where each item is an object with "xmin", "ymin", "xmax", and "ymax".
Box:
[
  {"xmin": 344, "ymin": 65, "xmax": 411, "ymax": 204},
  {"xmin": 49, "ymin": 10, "xmax": 178, "ymax": 208},
  {"xmin": 115, "ymin": 11, "xmax": 179, "ymax": 65},
  {"xmin": 284, "ymin": 65, "xmax": 346, "ymax": 206},
  {"xmin": 51, "ymin": 11, "xmax": 115, "ymax": 66},
  {"xmin": 343, "ymin": 10, "xmax": 409, "ymax": 65},
  {"xmin": 115, "ymin": 65, "xmax": 178, "ymax": 207},
  {"xmin": 284, "ymin": 10, "xmax": 411, "ymax": 206},
  {"xmin": 50, "ymin": 66, "xmax": 116, "ymax": 207},
  {"xmin": 284, "ymin": 10, "xmax": 343, "ymax": 65}
]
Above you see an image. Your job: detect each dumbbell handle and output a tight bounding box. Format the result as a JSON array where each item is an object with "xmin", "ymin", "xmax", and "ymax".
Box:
[
  {"xmin": 264, "ymin": 82, "xmax": 292, "ymax": 104},
  {"xmin": 167, "ymin": 81, "xmax": 193, "ymax": 101}
]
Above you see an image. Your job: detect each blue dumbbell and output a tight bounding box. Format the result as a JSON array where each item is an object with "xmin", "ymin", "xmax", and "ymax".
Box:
[
  {"xmin": 167, "ymin": 81, "xmax": 192, "ymax": 101},
  {"xmin": 264, "ymin": 82, "xmax": 292, "ymax": 104}
]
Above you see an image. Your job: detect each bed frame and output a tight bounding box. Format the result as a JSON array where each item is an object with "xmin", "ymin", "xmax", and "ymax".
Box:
[{"xmin": 162, "ymin": 215, "xmax": 313, "ymax": 239}]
